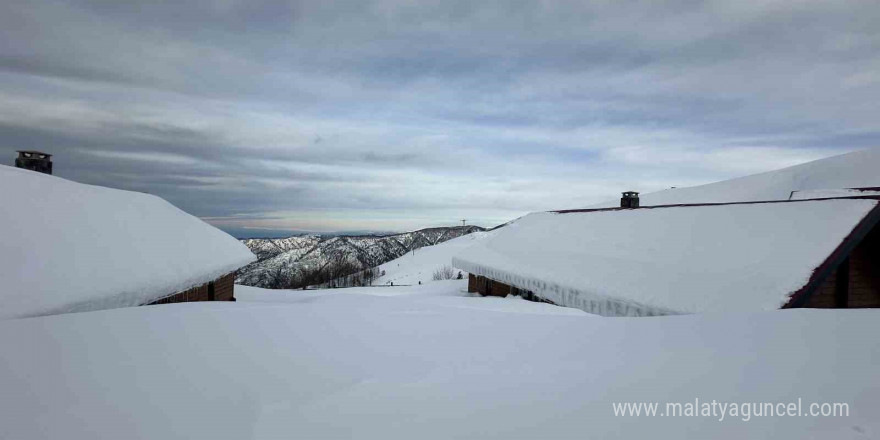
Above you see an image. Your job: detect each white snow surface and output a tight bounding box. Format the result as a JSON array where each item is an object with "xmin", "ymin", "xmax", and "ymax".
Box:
[
  {"xmin": 454, "ymin": 199, "xmax": 878, "ymax": 315},
  {"xmin": 0, "ymin": 165, "xmax": 256, "ymax": 319},
  {"xmin": 371, "ymin": 231, "xmax": 497, "ymax": 286},
  {"xmin": 1, "ymin": 286, "xmax": 877, "ymax": 439},
  {"xmin": 238, "ymin": 281, "xmax": 588, "ymax": 315},
  {"xmin": 590, "ymin": 147, "xmax": 880, "ymax": 208}
]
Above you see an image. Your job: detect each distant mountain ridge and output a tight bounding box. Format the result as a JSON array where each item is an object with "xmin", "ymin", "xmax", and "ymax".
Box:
[{"xmin": 236, "ymin": 225, "xmax": 485, "ymax": 288}]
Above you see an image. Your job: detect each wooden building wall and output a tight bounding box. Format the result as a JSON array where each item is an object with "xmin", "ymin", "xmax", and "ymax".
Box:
[
  {"xmin": 801, "ymin": 226, "xmax": 880, "ymax": 308},
  {"xmin": 468, "ymin": 274, "xmax": 512, "ymax": 297},
  {"xmin": 468, "ymin": 274, "xmax": 548, "ymax": 304},
  {"xmin": 147, "ymin": 272, "xmax": 236, "ymax": 305}
]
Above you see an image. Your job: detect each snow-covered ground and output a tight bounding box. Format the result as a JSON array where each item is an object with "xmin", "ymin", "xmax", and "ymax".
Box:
[
  {"xmin": 3, "ymin": 202, "xmax": 877, "ymax": 438},
  {"xmin": 237, "ymin": 281, "xmax": 586, "ymax": 315},
  {"xmin": 1, "ymin": 286, "xmax": 877, "ymax": 439},
  {"xmin": 370, "ymin": 231, "xmax": 496, "ymax": 286},
  {"xmin": 5, "ymin": 149, "xmax": 880, "ymax": 439}
]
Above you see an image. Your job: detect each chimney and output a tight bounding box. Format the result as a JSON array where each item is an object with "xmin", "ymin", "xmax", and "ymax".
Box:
[
  {"xmin": 15, "ymin": 151, "xmax": 52, "ymax": 175},
  {"xmin": 620, "ymin": 191, "xmax": 639, "ymax": 208}
]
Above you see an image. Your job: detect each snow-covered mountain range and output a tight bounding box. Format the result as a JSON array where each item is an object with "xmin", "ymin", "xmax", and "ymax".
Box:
[{"xmin": 236, "ymin": 225, "xmax": 485, "ymax": 288}]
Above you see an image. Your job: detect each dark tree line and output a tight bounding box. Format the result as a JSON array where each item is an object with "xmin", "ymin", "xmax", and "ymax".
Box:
[{"xmin": 264, "ymin": 253, "xmax": 379, "ymax": 290}]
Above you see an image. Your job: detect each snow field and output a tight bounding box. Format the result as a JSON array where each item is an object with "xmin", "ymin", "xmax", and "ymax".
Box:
[
  {"xmin": 1, "ymin": 289, "xmax": 876, "ymax": 439},
  {"xmin": 370, "ymin": 231, "xmax": 496, "ymax": 286}
]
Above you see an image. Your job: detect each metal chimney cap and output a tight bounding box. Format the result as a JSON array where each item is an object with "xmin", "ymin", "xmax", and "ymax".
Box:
[
  {"xmin": 17, "ymin": 150, "xmax": 52, "ymax": 157},
  {"xmin": 620, "ymin": 191, "xmax": 640, "ymax": 208}
]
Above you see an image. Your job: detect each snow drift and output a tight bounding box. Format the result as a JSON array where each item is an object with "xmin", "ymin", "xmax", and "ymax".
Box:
[
  {"xmin": 1, "ymin": 286, "xmax": 877, "ymax": 439},
  {"xmin": 370, "ymin": 230, "xmax": 497, "ymax": 286}
]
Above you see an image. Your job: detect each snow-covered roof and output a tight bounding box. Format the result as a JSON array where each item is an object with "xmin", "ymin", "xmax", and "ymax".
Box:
[
  {"xmin": 0, "ymin": 165, "xmax": 256, "ymax": 319},
  {"xmin": 453, "ymin": 198, "xmax": 880, "ymax": 315},
  {"xmin": 589, "ymin": 147, "xmax": 880, "ymax": 208}
]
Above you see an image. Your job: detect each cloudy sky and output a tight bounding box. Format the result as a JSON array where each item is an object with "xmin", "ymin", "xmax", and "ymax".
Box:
[{"xmin": 2, "ymin": 0, "xmax": 879, "ymax": 236}]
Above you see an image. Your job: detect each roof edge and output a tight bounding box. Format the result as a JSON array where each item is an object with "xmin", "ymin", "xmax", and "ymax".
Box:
[
  {"xmin": 555, "ymin": 195, "xmax": 880, "ymax": 215},
  {"xmin": 452, "ymin": 256, "xmax": 683, "ymax": 317},
  {"xmin": 783, "ymin": 201, "xmax": 880, "ymax": 308}
]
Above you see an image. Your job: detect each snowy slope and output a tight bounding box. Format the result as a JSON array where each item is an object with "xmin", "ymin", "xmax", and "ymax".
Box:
[
  {"xmin": 237, "ymin": 226, "xmax": 485, "ymax": 288},
  {"xmin": 1, "ymin": 292, "xmax": 877, "ymax": 439},
  {"xmin": 237, "ymin": 281, "xmax": 586, "ymax": 315},
  {"xmin": 454, "ymin": 199, "xmax": 878, "ymax": 315},
  {"xmin": 0, "ymin": 165, "xmax": 255, "ymax": 319},
  {"xmin": 370, "ymin": 231, "xmax": 496, "ymax": 286},
  {"xmin": 590, "ymin": 147, "xmax": 880, "ymax": 208}
]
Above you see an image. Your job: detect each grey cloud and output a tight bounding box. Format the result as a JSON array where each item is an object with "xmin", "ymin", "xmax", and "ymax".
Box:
[{"xmin": 1, "ymin": 0, "xmax": 878, "ymax": 234}]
